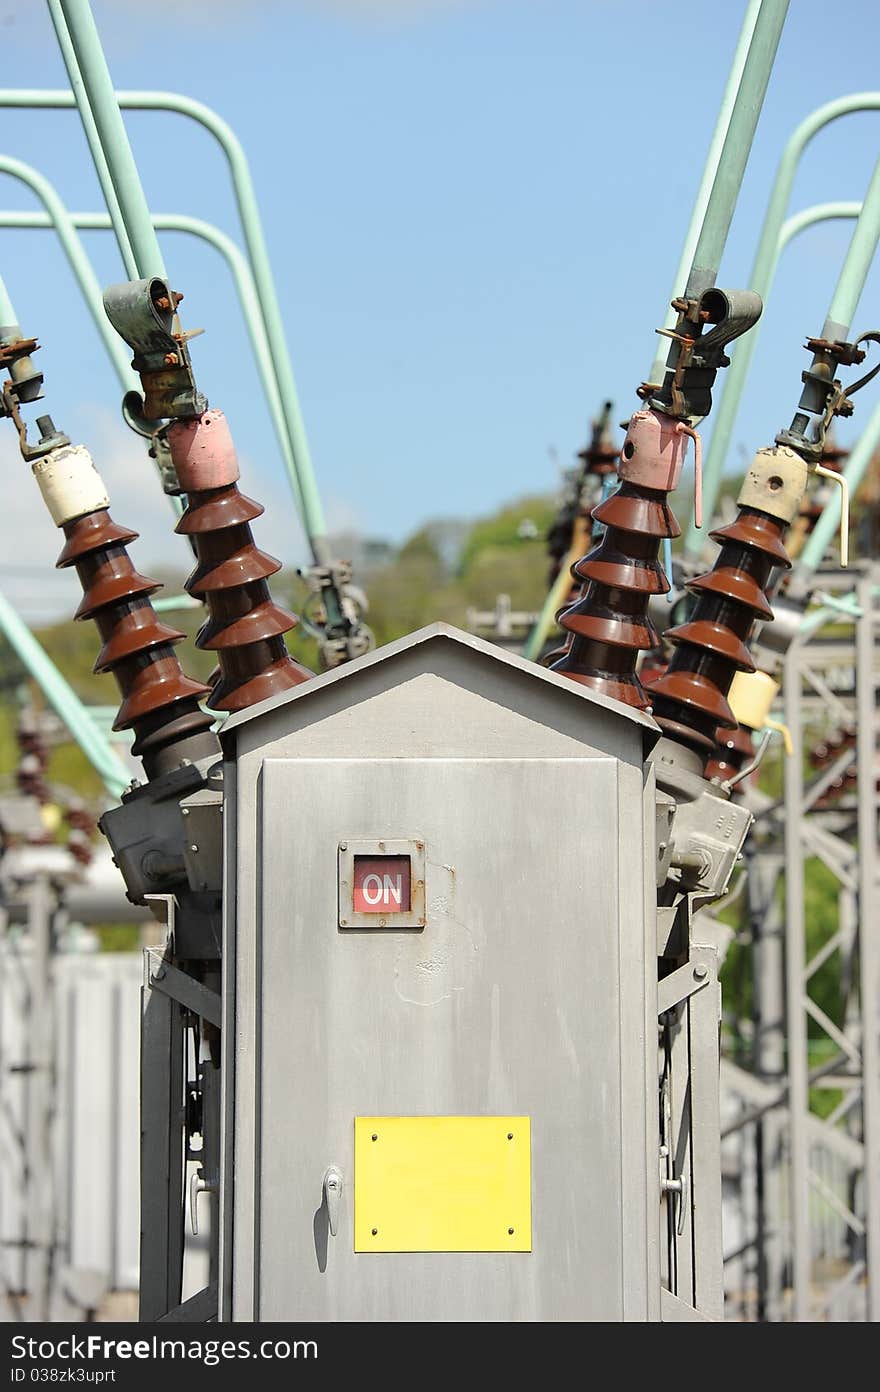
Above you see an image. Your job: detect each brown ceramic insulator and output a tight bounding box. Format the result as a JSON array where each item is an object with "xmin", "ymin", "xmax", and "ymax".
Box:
[
  {"xmin": 815, "ymin": 763, "xmax": 858, "ymax": 810},
  {"xmin": 809, "ymin": 727, "xmax": 855, "ymax": 770},
  {"xmin": 576, "ymin": 436, "xmax": 618, "ymax": 478},
  {"xmin": 67, "ymin": 828, "xmax": 93, "ymax": 867},
  {"xmin": 17, "ymin": 753, "xmax": 50, "ymax": 806},
  {"xmin": 550, "ymin": 482, "xmax": 678, "ymax": 708},
  {"xmin": 175, "ymin": 483, "xmax": 312, "ymax": 711},
  {"xmin": 639, "ymin": 650, "xmax": 669, "ymax": 687},
  {"xmin": 57, "ymin": 509, "xmax": 214, "ymax": 767},
  {"xmin": 809, "ymin": 728, "xmax": 857, "ymax": 809},
  {"xmin": 547, "ymin": 403, "xmax": 619, "ymax": 587},
  {"xmin": 645, "ymin": 509, "xmax": 791, "ymax": 756},
  {"xmin": 704, "ymin": 724, "xmax": 755, "ymax": 782},
  {"xmin": 16, "ymin": 719, "xmax": 49, "ymax": 803}
]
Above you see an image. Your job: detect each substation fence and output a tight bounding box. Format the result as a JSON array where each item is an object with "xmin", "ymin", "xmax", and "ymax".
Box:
[
  {"xmin": 0, "ymin": 935, "xmax": 141, "ymax": 1321},
  {"xmin": 719, "ymin": 564, "xmax": 880, "ymax": 1321}
]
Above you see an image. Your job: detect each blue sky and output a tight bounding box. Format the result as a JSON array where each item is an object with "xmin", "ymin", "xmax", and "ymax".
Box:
[{"xmin": 0, "ymin": 0, "xmax": 879, "ymax": 617}]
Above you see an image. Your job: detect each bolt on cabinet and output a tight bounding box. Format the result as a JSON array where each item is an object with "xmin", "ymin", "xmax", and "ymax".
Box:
[{"xmin": 219, "ymin": 625, "xmax": 661, "ymax": 1321}]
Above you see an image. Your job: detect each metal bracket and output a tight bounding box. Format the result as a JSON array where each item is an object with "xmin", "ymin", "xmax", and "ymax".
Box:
[
  {"xmin": 180, "ymin": 786, "xmax": 223, "ymax": 894},
  {"xmin": 660, "ymin": 1287, "xmax": 718, "ymax": 1322},
  {"xmin": 658, "ymin": 956, "xmax": 714, "ymax": 1016},
  {"xmin": 156, "ymin": 1281, "xmax": 219, "ymax": 1324},
  {"xmin": 1, "ymin": 382, "xmax": 69, "ymax": 461},
  {"xmin": 146, "ymin": 950, "xmax": 221, "ymax": 1029}
]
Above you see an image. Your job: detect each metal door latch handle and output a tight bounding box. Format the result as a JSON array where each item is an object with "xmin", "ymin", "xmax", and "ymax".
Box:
[
  {"xmin": 661, "ymin": 1171, "xmax": 689, "ymax": 1236},
  {"xmin": 190, "ymin": 1170, "xmax": 217, "ymax": 1236},
  {"xmin": 322, "ymin": 1167, "xmax": 343, "ymax": 1237}
]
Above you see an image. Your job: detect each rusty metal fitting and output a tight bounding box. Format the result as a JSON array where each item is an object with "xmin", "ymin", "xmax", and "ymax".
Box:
[
  {"xmin": 0, "ymin": 334, "xmax": 43, "ymax": 405},
  {"xmin": 645, "ymin": 510, "xmax": 792, "ymax": 758},
  {"xmin": 167, "ymin": 409, "xmax": 240, "ymax": 492},
  {"xmin": 176, "ymin": 478, "xmax": 312, "ymax": 712}
]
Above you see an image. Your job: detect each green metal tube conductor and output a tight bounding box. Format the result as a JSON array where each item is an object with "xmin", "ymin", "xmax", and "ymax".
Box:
[
  {"xmin": 54, "ymin": 0, "xmax": 166, "ymax": 279},
  {"xmin": 686, "ymin": 92, "xmax": 880, "ymax": 558}
]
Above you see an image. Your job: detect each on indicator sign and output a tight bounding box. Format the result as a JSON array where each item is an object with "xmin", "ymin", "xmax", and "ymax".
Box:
[{"xmin": 352, "ymin": 855, "xmax": 412, "ymax": 913}]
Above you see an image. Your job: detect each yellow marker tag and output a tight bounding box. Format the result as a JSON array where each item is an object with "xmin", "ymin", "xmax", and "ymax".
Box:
[
  {"xmin": 354, "ymin": 1116, "xmax": 531, "ymax": 1253},
  {"xmin": 728, "ymin": 670, "xmax": 779, "ymax": 731}
]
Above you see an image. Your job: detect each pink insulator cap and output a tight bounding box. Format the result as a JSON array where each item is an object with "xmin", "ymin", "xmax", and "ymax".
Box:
[
  {"xmin": 168, "ymin": 409, "xmax": 239, "ymax": 491},
  {"xmin": 617, "ymin": 408, "xmax": 691, "ymax": 492}
]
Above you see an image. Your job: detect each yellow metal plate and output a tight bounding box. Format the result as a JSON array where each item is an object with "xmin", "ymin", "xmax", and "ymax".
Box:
[{"xmin": 354, "ymin": 1116, "xmax": 531, "ymax": 1252}]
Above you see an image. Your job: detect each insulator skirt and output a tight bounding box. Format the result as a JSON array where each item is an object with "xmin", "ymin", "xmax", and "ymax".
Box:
[
  {"xmin": 175, "ymin": 483, "xmax": 312, "ymax": 711},
  {"xmin": 551, "ymin": 481, "xmax": 679, "ymax": 709},
  {"xmin": 704, "ymin": 723, "xmax": 754, "ymax": 782},
  {"xmin": 646, "ymin": 507, "xmax": 791, "ymax": 757},
  {"xmin": 57, "ymin": 509, "xmax": 214, "ymax": 766}
]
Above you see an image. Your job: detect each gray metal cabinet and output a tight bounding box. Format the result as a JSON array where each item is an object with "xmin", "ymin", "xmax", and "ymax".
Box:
[{"xmin": 220, "ymin": 624, "xmax": 660, "ymax": 1321}]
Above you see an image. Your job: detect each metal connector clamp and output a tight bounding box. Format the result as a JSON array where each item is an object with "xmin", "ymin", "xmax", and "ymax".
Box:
[
  {"xmin": 104, "ymin": 278, "xmax": 207, "ymax": 423},
  {"xmin": 645, "ymin": 287, "xmax": 762, "ymax": 420},
  {"xmin": 301, "ymin": 561, "xmax": 375, "ymax": 670},
  {"xmin": 776, "ymin": 329, "xmax": 880, "ymax": 462},
  {"xmin": 0, "ymin": 334, "xmax": 43, "ymax": 406}
]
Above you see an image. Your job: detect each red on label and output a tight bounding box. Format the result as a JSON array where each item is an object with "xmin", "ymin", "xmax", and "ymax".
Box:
[{"xmin": 352, "ymin": 855, "xmax": 412, "ymax": 914}]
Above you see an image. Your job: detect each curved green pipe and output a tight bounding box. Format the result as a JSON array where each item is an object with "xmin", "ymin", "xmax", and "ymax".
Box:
[
  {"xmin": 823, "ymin": 156, "xmax": 880, "ymax": 336},
  {"xmin": 647, "ymin": 0, "xmax": 763, "ymax": 386},
  {"xmin": 0, "ymin": 587, "xmax": 129, "ymax": 798},
  {"xmin": 0, "ymin": 269, "xmax": 17, "ymax": 329},
  {"xmin": 686, "ymin": 0, "xmax": 789, "ymax": 300},
  {"xmin": 54, "ymin": 0, "xmax": 166, "ymax": 279},
  {"xmin": 45, "ymin": 0, "xmax": 137, "ymax": 280},
  {"xmin": 686, "ymin": 92, "xmax": 880, "ymax": 558},
  {"xmin": 777, "ymin": 201, "xmax": 861, "ymax": 254},
  {"xmin": 0, "ymin": 155, "xmax": 135, "ymax": 387},
  {"xmin": 0, "ymin": 88, "xmax": 328, "ymax": 558},
  {"xmin": 0, "ymin": 204, "xmax": 304, "ymax": 526}
]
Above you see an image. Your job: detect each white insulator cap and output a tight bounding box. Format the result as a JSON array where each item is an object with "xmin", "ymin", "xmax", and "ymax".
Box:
[{"xmin": 31, "ymin": 444, "xmax": 110, "ymax": 527}]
